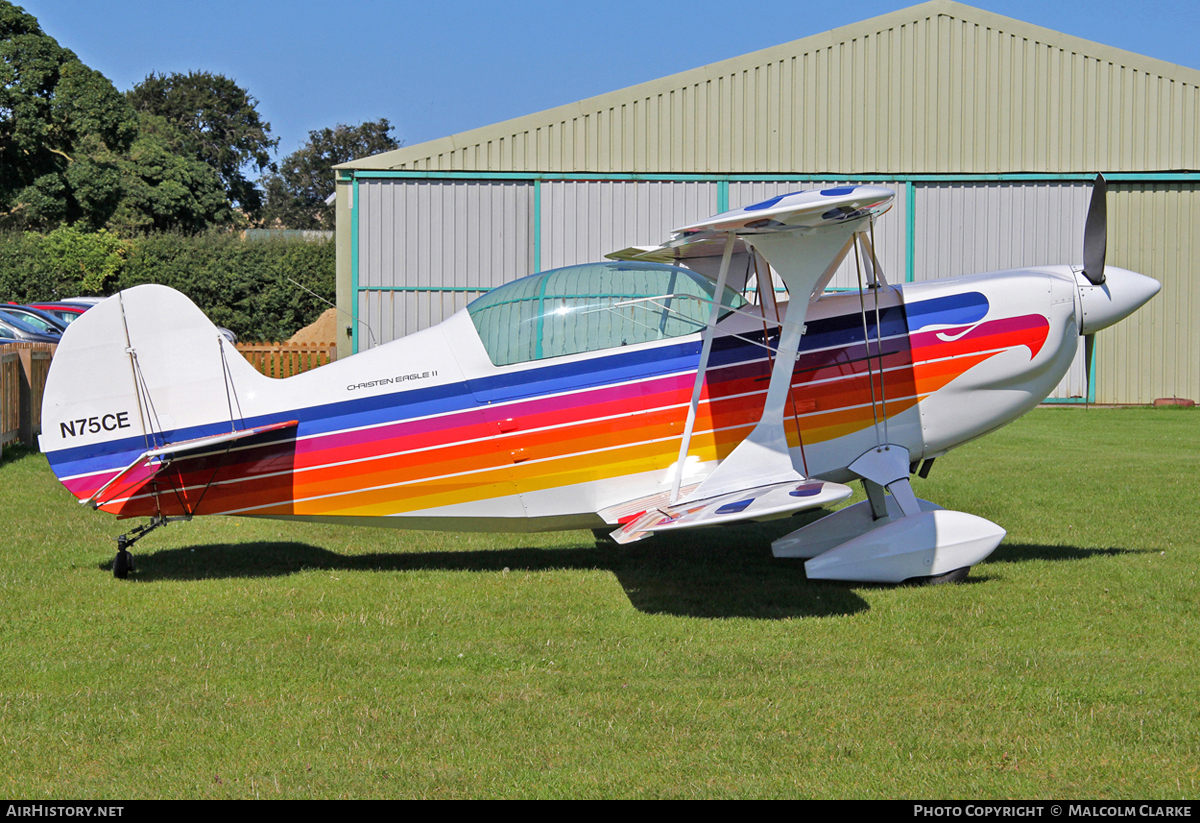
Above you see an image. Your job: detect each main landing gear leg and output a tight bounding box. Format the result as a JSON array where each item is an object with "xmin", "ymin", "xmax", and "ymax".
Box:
[{"xmin": 773, "ymin": 446, "xmax": 1006, "ymax": 584}]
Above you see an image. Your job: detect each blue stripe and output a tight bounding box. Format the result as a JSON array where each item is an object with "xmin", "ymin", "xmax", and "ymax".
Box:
[
  {"xmin": 905, "ymin": 293, "xmax": 989, "ymax": 331},
  {"xmin": 47, "ymin": 292, "xmax": 987, "ymax": 479}
]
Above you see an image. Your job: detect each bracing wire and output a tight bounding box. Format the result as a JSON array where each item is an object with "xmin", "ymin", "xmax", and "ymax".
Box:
[
  {"xmin": 867, "ymin": 218, "xmax": 890, "ymax": 444},
  {"xmin": 218, "ymin": 337, "xmax": 245, "ymax": 431},
  {"xmin": 287, "ymin": 276, "xmax": 377, "ymax": 350},
  {"xmin": 853, "ymin": 233, "xmax": 883, "ymax": 448}
]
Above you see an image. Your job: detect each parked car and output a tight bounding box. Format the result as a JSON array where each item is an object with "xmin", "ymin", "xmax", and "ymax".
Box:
[
  {"xmin": 26, "ymin": 302, "xmax": 89, "ymax": 325},
  {"xmin": 21, "ymin": 298, "xmax": 238, "ymax": 343},
  {"xmin": 1, "ymin": 305, "xmax": 69, "ymax": 335},
  {"xmin": 0, "ymin": 312, "xmax": 60, "ymax": 342}
]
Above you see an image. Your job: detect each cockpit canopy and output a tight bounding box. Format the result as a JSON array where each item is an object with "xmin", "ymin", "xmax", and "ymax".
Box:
[{"xmin": 467, "ymin": 261, "xmax": 747, "ymax": 367}]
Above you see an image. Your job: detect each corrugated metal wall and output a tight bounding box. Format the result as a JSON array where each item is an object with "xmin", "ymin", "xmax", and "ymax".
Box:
[
  {"xmin": 1101, "ymin": 184, "xmax": 1200, "ymax": 404},
  {"xmin": 357, "ymin": 1, "xmax": 1200, "ymax": 175},
  {"xmin": 356, "ymin": 180, "xmax": 534, "ymax": 342},
  {"xmin": 912, "ymin": 182, "xmax": 1088, "ymax": 278},
  {"xmin": 351, "ymin": 176, "xmax": 1142, "ymax": 400},
  {"xmin": 539, "ymin": 180, "xmax": 718, "ymax": 270},
  {"xmin": 912, "ymin": 181, "xmax": 1091, "ymax": 398}
]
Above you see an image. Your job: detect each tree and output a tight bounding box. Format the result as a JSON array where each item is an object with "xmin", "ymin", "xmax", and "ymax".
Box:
[
  {"xmin": 0, "ymin": 1, "xmax": 139, "ymax": 229},
  {"xmin": 127, "ymin": 71, "xmax": 278, "ymax": 217},
  {"xmin": 260, "ymin": 119, "xmax": 399, "ymax": 229},
  {"xmin": 107, "ymin": 113, "xmax": 236, "ymax": 234}
]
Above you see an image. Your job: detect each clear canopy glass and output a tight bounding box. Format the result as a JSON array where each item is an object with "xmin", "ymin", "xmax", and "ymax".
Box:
[{"xmin": 467, "ymin": 261, "xmax": 747, "ymax": 367}]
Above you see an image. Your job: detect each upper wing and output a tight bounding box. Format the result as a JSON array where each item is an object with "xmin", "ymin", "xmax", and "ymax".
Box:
[
  {"xmin": 606, "ymin": 236, "xmax": 754, "ymax": 264},
  {"xmin": 671, "ymin": 185, "xmax": 893, "ymax": 238}
]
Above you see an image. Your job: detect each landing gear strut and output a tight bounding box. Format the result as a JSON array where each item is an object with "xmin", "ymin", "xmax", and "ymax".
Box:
[{"xmin": 111, "ymin": 515, "xmax": 190, "ymax": 579}]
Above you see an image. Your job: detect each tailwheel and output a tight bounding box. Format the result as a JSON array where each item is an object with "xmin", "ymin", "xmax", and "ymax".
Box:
[
  {"xmin": 113, "ymin": 532, "xmax": 136, "ymax": 579},
  {"xmin": 112, "ymin": 546, "xmax": 134, "ymax": 579},
  {"xmin": 112, "ymin": 532, "xmax": 139, "ymax": 583}
]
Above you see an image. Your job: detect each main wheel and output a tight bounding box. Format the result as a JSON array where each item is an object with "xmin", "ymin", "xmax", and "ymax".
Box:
[{"xmin": 924, "ymin": 566, "xmax": 970, "ymax": 585}]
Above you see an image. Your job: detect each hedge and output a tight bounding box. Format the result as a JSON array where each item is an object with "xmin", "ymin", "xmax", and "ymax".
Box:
[{"xmin": 0, "ymin": 228, "xmax": 335, "ymax": 342}]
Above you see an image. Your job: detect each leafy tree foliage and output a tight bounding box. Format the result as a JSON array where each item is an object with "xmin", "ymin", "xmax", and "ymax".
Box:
[
  {"xmin": 127, "ymin": 71, "xmax": 278, "ymax": 217},
  {"xmin": 115, "ymin": 233, "xmax": 335, "ymax": 340},
  {"xmin": 261, "ymin": 119, "xmax": 399, "ymax": 229},
  {"xmin": 0, "ymin": 2, "xmax": 138, "ymax": 229},
  {"xmin": 0, "ymin": 4, "xmax": 236, "ymax": 233},
  {"xmin": 108, "ymin": 113, "xmax": 235, "ymax": 233}
]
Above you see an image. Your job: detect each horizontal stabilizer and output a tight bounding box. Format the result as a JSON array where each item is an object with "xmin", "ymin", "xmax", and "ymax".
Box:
[
  {"xmin": 83, "ymin": 420, "xmax": 298, "ymax": 508},
  {"xmin": 141, "ymin": 420, "xmax": 299, "ymax": 461},
  {"xmin": 607, "ymin": 480, "xmax": 853, "ymax": 545}
]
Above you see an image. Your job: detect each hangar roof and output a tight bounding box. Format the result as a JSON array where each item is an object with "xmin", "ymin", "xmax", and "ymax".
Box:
[{"xmin": 340, "ymin": 0, "xmax": 1200, "ymax": 175}]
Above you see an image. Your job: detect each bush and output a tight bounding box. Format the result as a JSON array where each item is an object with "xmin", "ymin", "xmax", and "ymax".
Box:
[
  {"xmin": 0, "ymin": 229, "xmax": 334, "ymax": 341},
  {"xmin": 43, "ymin": 226, "xmax": 130, "ymax": 295}
]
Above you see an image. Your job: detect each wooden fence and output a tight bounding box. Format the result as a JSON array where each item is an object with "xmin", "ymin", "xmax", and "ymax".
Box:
[
  {"xmin": 235, "ymin": 341, "xmax": 337, "ymax": 379},
  {"xmin": 0, "ymin": 342, "xmax": 55, "ymax": 451},
  {"xmin": 0, "ymin": 350, "xmax": 17, "ymax": 449},
  {"xmin": 0, "ymin": 340, "xmax": 334, "ymax": 454}
]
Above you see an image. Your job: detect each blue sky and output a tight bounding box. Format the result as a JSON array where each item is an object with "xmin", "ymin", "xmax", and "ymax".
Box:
[{"xmin": 17, "ymin": 0, "xmax": 1200, "ymax": 161}]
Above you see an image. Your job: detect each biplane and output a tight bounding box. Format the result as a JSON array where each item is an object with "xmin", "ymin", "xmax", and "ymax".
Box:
[{"xmin": 40, "ymin": 176, "xmax": 1160, "ymax": 583}]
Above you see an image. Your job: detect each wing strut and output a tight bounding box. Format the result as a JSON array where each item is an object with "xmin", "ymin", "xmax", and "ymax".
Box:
[
  {"xmin": 675, "ymin": 221, "xmax": 866, "ymax": 505},
  {"xmin": 668, "ymin": 234, "xmax": 737, "ymax": 503}
]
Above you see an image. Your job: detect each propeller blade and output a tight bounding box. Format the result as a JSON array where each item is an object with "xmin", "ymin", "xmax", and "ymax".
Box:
[{"xmin": 1082, "ymin": 173, "xmax": 1107, "ymax": 285}]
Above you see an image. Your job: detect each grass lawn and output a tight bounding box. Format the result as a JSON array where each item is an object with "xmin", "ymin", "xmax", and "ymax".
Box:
[{"xmin": 0, "ymin": 408, "xmax": 1197, "ymax": 798}]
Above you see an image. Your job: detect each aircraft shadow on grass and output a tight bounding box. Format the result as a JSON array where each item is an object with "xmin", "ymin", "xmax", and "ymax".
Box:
[
  {"xmin": 97, "ymin": 518, "xmax": 1142, "ymax": 620},
  {"xmin": 986, "ymin": 542, "xmax": 1138, "ymax": 564}
]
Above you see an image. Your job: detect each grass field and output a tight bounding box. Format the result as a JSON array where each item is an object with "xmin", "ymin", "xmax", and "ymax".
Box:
[{"xmin": 1, "ymin": 408, "xmax": 1197, "ymax": 798}]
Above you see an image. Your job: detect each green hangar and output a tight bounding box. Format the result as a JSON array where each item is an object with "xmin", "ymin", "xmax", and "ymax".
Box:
[{"xmin": 333, "ymin": 0, "xmax": 1199, "ymax": 405}]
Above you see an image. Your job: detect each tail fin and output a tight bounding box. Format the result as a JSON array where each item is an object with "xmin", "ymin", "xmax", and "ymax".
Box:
[{"xmin": 40, "ymin": 285, "xmax": 272, "ymax": 509}]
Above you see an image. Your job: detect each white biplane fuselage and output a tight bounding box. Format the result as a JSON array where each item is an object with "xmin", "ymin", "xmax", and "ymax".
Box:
[{"xmin": 39, "ymin": 184, "xmax": 1160, "ymax": 583}]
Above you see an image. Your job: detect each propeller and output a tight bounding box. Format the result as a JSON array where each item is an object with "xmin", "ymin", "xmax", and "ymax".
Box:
[{"xmin": 1082, "ymin": 173, "xmax": 1107, "ymax": 285}]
